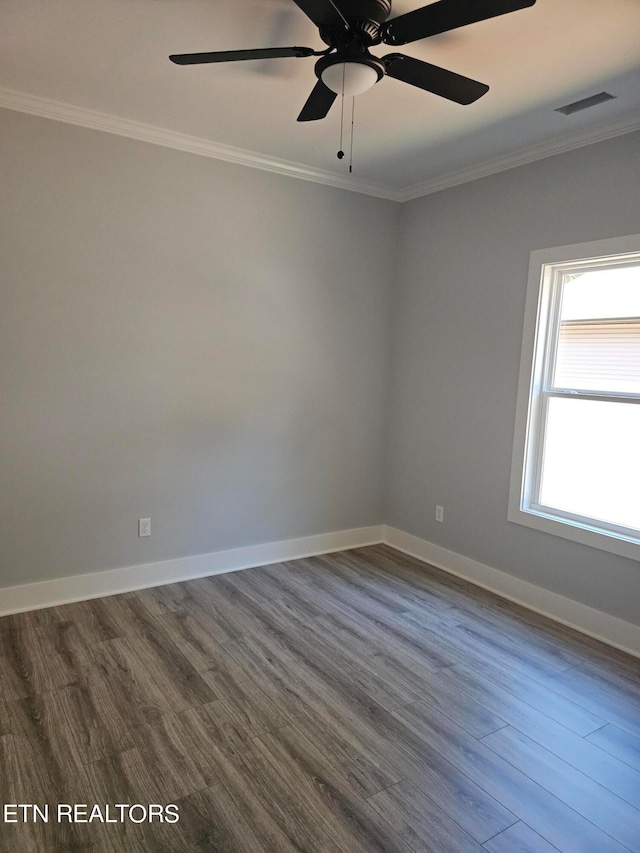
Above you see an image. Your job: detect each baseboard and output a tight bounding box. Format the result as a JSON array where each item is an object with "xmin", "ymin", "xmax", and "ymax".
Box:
[
  {"xmin": 0, "ymin": 525, "xmax": 384, "ymax": 617},
  {"xmin": 4, "ymin": 522, "xmax": 638, "ymax": 659},
  {"xmin": 383, "ymin": 525, "xmax": 640, "ymax": 659}
]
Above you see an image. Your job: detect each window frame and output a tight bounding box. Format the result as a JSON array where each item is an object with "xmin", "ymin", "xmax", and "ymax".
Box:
[{"xmin": 508, "ymin": 234, "xmax": 640, "ymax": 561}]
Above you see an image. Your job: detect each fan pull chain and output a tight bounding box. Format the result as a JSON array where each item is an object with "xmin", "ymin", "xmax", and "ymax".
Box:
[
  {"xmin": 337, "ymin": 64, "xmax": 346, "ymax": 161},
  {"xmin": 349, "ymin": 96, "xmax": 355, "ymax": 173}
]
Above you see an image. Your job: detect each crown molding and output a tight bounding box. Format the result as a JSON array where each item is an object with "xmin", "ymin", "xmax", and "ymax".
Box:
[
  {"xmin": 1, "ymin": 86, "xmax": 638, "ymax": 204},
  {"xmin": 398, "ymin": 111, "xmax": 640, "ymax": 202},
  {"xmin": 0, "ymin": 87, "xmax": 403, "ymax": 202}
]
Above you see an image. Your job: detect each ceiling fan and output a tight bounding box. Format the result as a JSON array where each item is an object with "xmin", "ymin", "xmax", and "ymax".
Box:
[{"xmin": 170, "ymin": 0, "xmax": 537, "ymax": 121}]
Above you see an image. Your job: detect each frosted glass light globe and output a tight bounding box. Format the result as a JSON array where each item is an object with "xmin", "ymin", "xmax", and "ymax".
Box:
[{"xmin": 321, "ymin": 62, "xmax": 380, "ymax": 95}]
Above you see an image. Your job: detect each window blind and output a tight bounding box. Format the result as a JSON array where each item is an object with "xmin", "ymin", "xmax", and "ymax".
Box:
[{"xmin": 553, "ymin": 317, "xmax": 640, "ymax": 394}]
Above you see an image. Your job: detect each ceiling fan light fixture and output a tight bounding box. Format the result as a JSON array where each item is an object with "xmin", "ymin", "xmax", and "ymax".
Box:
[
  {"xmin": 171, "ymin": 0, "xmax": 537, "ymax": 121},
  {"xmin": 321, "ymin": 60, "xmax": 381, "ymax": 95}
]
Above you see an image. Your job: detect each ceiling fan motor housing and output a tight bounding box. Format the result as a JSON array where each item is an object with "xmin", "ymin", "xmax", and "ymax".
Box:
[{"xmin": 319, "ymin": 0, "xmax": 392, "ymax": 47}]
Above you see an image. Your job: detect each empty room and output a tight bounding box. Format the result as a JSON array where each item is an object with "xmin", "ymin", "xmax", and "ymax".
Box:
[{"xmin": 1, "ymin": 1, "xmax": 640, "ymax": 851}]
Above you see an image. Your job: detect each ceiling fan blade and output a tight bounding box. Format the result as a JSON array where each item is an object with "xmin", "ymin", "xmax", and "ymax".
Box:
[
  {"xmin": 297, "ymin": 80, "xmax": 338, "ymax": 121},
  {"xmin": 169, "ymin": 46, "xmax": 315, "ymax": 65},
  {"xmin": 382, "ymin": 0, "xmax": 536, "ymax": 46},
  {"xmin": 383, "ymin": 54, "xmax": 489, "ymax": 104},
  {"xmin": 290, "ymin": 0, "xmax": 350, "ymax": 29}
]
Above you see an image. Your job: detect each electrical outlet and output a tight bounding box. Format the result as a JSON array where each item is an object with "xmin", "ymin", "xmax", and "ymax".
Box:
[
  {"xmin": 138, "ymin": 518, "xmax": 151, "ymax": 537},
  {"xmin": 435, "ymin": 505, "xmax": 444, "ymax": 523}
]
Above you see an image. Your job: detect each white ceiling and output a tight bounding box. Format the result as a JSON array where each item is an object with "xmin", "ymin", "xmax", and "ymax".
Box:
[{"xmin": 1, "ymin": 0, "xmax": 639, "ymax": 196}]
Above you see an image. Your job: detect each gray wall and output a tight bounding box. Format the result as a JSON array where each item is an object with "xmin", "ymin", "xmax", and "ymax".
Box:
[
  {"xmin": 2, "ymin": 106, "xmax": 638, "ymax": 628},
  {"xmin": 0, "ymin": 109, "xmax": 399, "ymax": 586},
  {"xmin": 386, "ymin": 131, "xmax": 640, "ymax": 625}
]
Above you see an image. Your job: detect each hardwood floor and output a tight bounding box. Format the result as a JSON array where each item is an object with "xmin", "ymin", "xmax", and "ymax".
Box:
[{"xmin": 1, "ymin": 544, "xmax": 639, "ymax": 852}]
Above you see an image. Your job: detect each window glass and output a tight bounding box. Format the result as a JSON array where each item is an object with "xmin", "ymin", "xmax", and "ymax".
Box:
[
  {"xmin": 539, "ymin": 397, "xmax": 640, "ymax": 531},
  {"xmin": 553, "ymin": 268, "xmax": 640, "ymax": 394}
]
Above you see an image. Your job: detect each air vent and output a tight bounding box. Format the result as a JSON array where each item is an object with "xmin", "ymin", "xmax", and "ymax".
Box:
[{"xmin": 555, "ymin": 92, "xmax": 616, "ymax": 116}]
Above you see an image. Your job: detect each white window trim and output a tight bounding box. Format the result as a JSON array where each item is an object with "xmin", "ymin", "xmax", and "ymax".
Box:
[{"xmin": 508, "ymin": 233, "xmax": 640, "ymax": 562}]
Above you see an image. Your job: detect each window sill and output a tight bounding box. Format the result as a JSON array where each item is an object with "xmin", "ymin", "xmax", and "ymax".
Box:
[{"xmin": 507, "ymin": 502, "xmax": 640, "ymax": 561}]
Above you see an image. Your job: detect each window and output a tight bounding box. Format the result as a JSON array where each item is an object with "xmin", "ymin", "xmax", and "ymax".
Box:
[{"xmin": 509, "ymin": 235, "xmax": 640, "ymax": 560}]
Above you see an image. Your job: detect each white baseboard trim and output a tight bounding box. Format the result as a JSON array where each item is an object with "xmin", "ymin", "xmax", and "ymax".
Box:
[
  {"xmin": 0, "ymin": 525, "xmax": 384, "ymax": 617},
  {"xmin": 3, "ymin": 521, "xmax": 638, "ymax": 659},
  {"xmin": 383, "ymin": 525, "xmax": 640, "ymax": 659}
]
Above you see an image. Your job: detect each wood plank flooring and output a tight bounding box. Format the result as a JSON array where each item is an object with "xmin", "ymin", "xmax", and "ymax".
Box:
[{"xmin": 1, "ymin": 544, "xmax": 639, "ymax": 852}]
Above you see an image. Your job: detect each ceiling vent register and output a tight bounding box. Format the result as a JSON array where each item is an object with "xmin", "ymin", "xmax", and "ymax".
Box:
[{"xmin": 555, "ymin": 92, "xmax": 617, "ymax": 116}]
